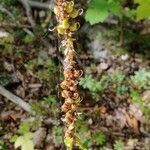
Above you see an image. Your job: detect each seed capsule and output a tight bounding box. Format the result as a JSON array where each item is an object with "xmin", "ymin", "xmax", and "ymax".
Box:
[
  {"xmin": 70, "ymin": 8, "xmax": 79, "ymax": 18},
  {"xmin": 63, "ymin": 113, "xmax": 74, "ymax": 124},
  {"xmin": 71, "ymin": 104, "xmax": 77, "ymax": 112},
  {"xmin": 60, "ymin": 80, "xmax": 70, "ymax": 89},
  {"xmin": 61, "ymin": 90, "xmax": 69, "ymax": 98},
  {"xmin": 65, "ymin": 98, "xmax": 74, "ymax": 103},
  {"xmin": 65, "ymin": 130, "xmax": 73, "ymax": 139},
  {"xmin": 68, "ymin": 123, "xmax": 75, "ymax": 131},
  {"xmin": 61, "ymin": 102, "xmax": 71, "ymax": 112},
  {"xmin": 72, "ymin": 92, "xmax": 79, "ymax": 100},
  {"xmin": 61, "ymin": 19, "xmax": 70, "ymax": 29},
  {"xmin": 69, "ymin": 22, "xmax": 80, "ymax": 31},
  {"xmin": 57, "ymin": 25, "xmax": 65, "ymax": 35},
  {"xmin": 74, "ymin": 69, "xmax": 83, "ymax": 78},
  {"xmin": 69, "ymin": 85, "xmax": 77, "ymax": 91},
  {"xmin": 64, "ymin": 1, "xmax": 74, "ymax": 13},
  {"xmin": 60, "ymin": 79, "xmax": 77, "ymax": 90},
  {"xmin": 54, "ymin": 6, "xmax": 59, "ymax": 15},
  {"xmin": 64, "ymin": 69, "xmax": 74, "ymax": 79}
]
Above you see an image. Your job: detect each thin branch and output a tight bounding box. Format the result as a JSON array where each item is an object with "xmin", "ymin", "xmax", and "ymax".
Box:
[
  {"xmin": 28, "ymin": 0, "xmax": 53, "ymax": 10},
  {"xmin": 18, "ymin": 0, "xmax": 36, "ymax": 28},
  {"xmin": 0, "ymin": 85, "xmax": 32, "ymax": 113},
  {"xmin": 0, "ymin": 6, "xmax": 33, "ymax": 35},
  {"xmin": 0, "ymin": 6, "xmax": 15, "ymax": 19},
  {"xmin": 0, "ymin": 85, "xmax": 60, "ymax": 125},
  {"xmin": 0, "ymin": 22, "xmax": 32, "ymax": 29}
]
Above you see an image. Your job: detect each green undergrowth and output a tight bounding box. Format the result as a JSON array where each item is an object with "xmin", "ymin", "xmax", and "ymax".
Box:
[
  {"xmin": 75, "ymin": 117, "xmax": 106, "ymax": 149},
  {"xmin": 114, "ymin": 140, "xmax": 124, "ymax": 150},
  {"xmin": 80, "ymin": 71, "xmax": 127, "ymax": 99},
  {"xmin": 85, "ymin": 0, "xmax": 150, "ymax": 57},
  {"xmin": 0, "ymin": 140, "xmax": 7, "ymax": 150},
  {"xmin": 80, "ymin": 68, "xmax": 150, "ymax": 120},
  {"xmin": 11, "ymin": 121, "xmax": 34, "ymax": 150},
  {"xmin": 24, "ymin": 56, "xmax": 59, "ymax": 87},
  {"xmin": 31, "ymin": 94, "xmax": 59, "ymax": 117},
  {"xmin": 85, "ymin": 0, "xmax": 150, "ymax": 24}
]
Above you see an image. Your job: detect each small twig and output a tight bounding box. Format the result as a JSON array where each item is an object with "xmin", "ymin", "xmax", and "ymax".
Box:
[
  {"xmin": 0, "ymin": 6, "xmax": 15, "ymax": 19},
  {"xmin": 0, "ymin": 6, "xmax": 33, "ymax": 35},
  {"xmin": 0, "ymin": 22, "xmax": 32, "ymax": 29},
  {"xmin": 0, "ymin": 85, "xmax": 60, "ymax": 125},
  {"xmin": 28, "ymin": 0, "xmax": 53, "ymax": 10},
  {"xmin": 0, "ymin": 85, "xmax": 32, "ymax": 113},
  {"xmin": 18, "ymin": 0, "xmax": 36, "ymax": 28}
]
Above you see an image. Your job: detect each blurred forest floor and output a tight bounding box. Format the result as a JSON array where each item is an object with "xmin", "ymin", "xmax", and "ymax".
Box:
[{"xmin": 0, "ymin": 0, "xmax": 150, "ymax": 150}]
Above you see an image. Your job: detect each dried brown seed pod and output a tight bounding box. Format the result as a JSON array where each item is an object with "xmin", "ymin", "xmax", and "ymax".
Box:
[
  {"xmin": 61, "ymin": 90, "xmax": 69, "ymax": 98},
  {"xmin": 65, "ymin": 129, "xmax": 73, "ymax": 138},
  {"xmin": 71, "ymin": 104, "xmax": 77, "ymax": 112},
  {"xmin": 61, "ymin": 102, "xmax": 71, "ymax": 112},
  {"xmin": 69, "ymin": 85, "xmax": 77, "ymax": 91},
  {"xmin": 64, "ymin": 69, "xmax": 74, "ymax": 79},
  {"xmin": 68, "ymin": 90, "xmax": 74, "ymax": 98},
  {"xmin": 72, "ymin": 92, "xmax": 79, "ymax": 100},
  {"xmin": 63, "ymin": 113, "xmax": 74, "ymax": 124},
  {"xmin": 65, "ymin": 98, "xmax": 74, "ymax": 103},
  {"xmin": 65, "ymin": 111, "xmax": 74, "ymax": 118},
  {"xmin": 68, "ymin": 123, "xmax": 75, "ymax": 131},
  {"xmin": 60, "ymin": 81, "xmax": 68, "ymax": 89},
  {"xmin": 60, "ymin": 79, "xmax": 78, "ymax": 90},
  {"xmin": 74, "ymin": 69, "xmax": 83, "ymax": 78},
  {"xmin": 61, "ymin": 89, "xmax": 79, "ymax": 100}
]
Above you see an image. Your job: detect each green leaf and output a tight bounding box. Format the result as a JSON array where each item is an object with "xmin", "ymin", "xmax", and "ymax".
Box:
[
  {"xmin": 85, "ymin": 0, "xmax": 121, "ymax": 25},
  {"xmin": 79, "ymin": 75, "xmax": 103, "ymax": 93},
  {"xmin": 85, "ymin": 0, "xmax": 109, "ymax": 25},
  {"xmin": 92, "ymin": 131, "xmax": 106, "ymax": 146},
  {"xmin": 75, "ymin": 135, "xmax": 87, "ymax": 150},
  {"xmin": 130, "ymin": 68, "xmax": 150, "ymax": 89},
  {"xmin": 14, "ymin": 133, "xmax": 34, "ymax": 150},
  {"xmin": 10, "ymin": 135, "xmax": 18, "ymax": 142},
  {"xmin": 114, "ymin": 140, "xmax": 124, "ymax": 150},
  {"xmin": 18, "ymin": 121, "xmax": 30, "ymax": 134},
  {"xmin": 15, "ymin": 136, "xmax": 24, "ymax": 149},
  {"xmin": 22, "ymin": 140, "xmax": 34, "ymax": 150},
  {"xmin": 108, "ymin": 0, "xmax": 121, "ymax": 17},
  {"xmin": 24, "ymin": 133, "xmax": 33, "ymax": 140},
  {"xmin": 134, "ymin": 0, "xmax": 150, "ymax": 20},
  {"xmin": 130, "ymin": 89, "xmax": 142, "ymax": 105}
]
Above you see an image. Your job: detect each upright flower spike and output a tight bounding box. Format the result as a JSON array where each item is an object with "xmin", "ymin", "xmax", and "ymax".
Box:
[{"xmin": 54, "ymin": 0, "xmax": 83, "ymax": 149}]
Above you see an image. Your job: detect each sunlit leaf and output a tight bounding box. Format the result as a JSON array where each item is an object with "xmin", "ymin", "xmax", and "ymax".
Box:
[
  {"xmin": 134, "ymin": 0, "xmax": 150, "ymax": 20},
  {"xmin": 85, "ymin": 0, "xmax": 121, "ymax": 25},
  {"xmin": 14, "ymin": 133, "xmax": 34, "ymax": 150},
  {"xmin": 15, "ymin": 136, "xmax": 24, "ymax": 149}
]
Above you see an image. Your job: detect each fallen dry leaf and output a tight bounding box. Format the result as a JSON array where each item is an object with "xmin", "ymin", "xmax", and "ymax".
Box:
[
  {"xmin": 33, "ymin": 127, "xmax": 47, "ymax": 148},
  {"xmin": 0, "ymin": 111, "xmax": 14, "ymax": 121},
  {"xmin": 129, "ymin": 104, "xmax": 143, "ymax": 121},
  {"xmin": 124, "ymin": 111, "xmax": 139, "ymax": 134},
  {"xmin": 99, "ymin": 106, "xmax": 107, "ymax": 114}
]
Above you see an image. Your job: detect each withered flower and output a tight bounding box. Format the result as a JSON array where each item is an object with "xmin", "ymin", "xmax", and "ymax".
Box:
[{"xmin": 54, "ymin": 0, "xmax": 83, "ymax": 148}]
